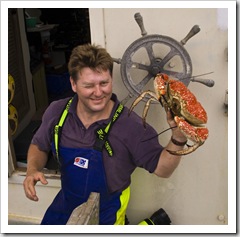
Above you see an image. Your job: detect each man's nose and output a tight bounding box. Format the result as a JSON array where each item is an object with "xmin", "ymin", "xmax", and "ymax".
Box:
[{"xmin": 94, "ymin": 85, "xmax": 102, "ymax": 96}]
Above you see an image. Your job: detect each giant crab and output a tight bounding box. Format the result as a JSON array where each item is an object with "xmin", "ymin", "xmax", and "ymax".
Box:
[{"xmin": 128, "ymin": 73, "xmax": 209, "ymax": 155}]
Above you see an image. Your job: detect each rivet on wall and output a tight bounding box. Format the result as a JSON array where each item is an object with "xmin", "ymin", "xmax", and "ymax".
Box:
[{"xmin": 217, "ymin": 214, "xmax": 226, "ymax": 224}]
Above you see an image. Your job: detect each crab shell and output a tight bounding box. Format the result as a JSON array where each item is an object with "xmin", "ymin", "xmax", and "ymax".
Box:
[{"xmin": 154, "ymin": 73, "xmax": 208, "ymax": 125}]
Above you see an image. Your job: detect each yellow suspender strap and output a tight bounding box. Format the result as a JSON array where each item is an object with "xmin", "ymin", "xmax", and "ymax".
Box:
[
  {"xmin": 94, "ymin": 103, "xmax": 124, "ymax": 156},
  {"xmin": 54, "ymin": 98, "xmax": 124, "ymax": 161},
  {"xmin": 54, "ymin": 97, "xmax": 73, "ymax": 162}
]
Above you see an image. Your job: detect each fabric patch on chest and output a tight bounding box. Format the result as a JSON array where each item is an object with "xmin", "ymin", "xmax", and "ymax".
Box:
[{"xmin": 74, "ymin": 157, "xmax": 89, "ymax": 169}]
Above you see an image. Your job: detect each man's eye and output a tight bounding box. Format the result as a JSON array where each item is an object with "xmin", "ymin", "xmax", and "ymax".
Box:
[
  {"xmin": 84, "ymin": 84, "xmax": 94, "ymax": 88},
  {"xmin": 101, "ymin": 81, "xmax": 109, "ymax": 86}
]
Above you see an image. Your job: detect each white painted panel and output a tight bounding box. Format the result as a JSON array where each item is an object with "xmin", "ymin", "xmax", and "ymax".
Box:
[
  {"xmin": 89, "ymin": 8, "xmax": 106, "ymax": 47},
  {"xmin": 100, "ymin": 8, "xmax": 230, "ymax": 226}
]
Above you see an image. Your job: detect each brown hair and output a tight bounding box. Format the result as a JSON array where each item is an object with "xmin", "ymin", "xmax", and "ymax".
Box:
[{"xmin": 68, "ymin": 44, "xmax": 113, "ymax": 81}]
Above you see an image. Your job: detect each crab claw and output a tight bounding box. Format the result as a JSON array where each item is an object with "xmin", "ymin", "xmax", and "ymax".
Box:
[
  {"xmin": 167, "ymin": 116, "xmax": 209, "ymax": 156},
  {"xmin": 174, "ymin": 116, "xmax": 209, "ymax": 143}
]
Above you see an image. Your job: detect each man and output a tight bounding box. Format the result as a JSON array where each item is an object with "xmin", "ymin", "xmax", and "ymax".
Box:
[{"xmin": 23, "ymin": 44, "xmax": 187, "ymax": 225}]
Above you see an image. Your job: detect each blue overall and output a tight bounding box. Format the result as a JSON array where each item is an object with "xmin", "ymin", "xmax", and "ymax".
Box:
[{"xmin": 41, "ymin": 99, "xmax": 127, "ymax": 225}]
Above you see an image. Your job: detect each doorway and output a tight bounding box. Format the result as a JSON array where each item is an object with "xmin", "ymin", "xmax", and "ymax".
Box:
[
  {"xmin": 10, "ymin": 8, "xmax": 91, "ymax": 170},
  {"xmin": 25, "ymin": 8, "xmax": 91, "ymax": 103}
]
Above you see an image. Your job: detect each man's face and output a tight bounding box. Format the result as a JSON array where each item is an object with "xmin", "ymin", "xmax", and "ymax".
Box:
[{"xmin": 70, "ymin": 67, "xmax": 113, "ymax": 113}]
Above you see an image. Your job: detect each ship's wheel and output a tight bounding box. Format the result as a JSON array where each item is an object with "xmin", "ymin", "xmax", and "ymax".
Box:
[{"xmin": 113, "ymin": 13, "xmax": 214, "ymax": 104}]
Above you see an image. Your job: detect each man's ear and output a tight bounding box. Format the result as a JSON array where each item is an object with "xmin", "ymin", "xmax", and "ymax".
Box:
[{"xmin": 70, "ymin": 77, "xmax": 77, "ymax": 93}]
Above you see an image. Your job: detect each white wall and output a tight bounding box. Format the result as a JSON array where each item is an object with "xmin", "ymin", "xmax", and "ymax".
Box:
[
  {"xmin": 89, "ymin": 8, "xmax": 228, "ymax": 225},
  {"xmin": 8, "ymin": 174, "xmax": 61, "ymax": 225}
]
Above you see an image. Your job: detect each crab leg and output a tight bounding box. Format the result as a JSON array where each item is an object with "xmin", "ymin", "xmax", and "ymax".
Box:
[
  {"xmin": 142, "ymin": 97, "xmax": 158, "ymax": 127},
  {"xmin": 128, "ymin": 91, "xmax": 158, "ymax": 115},
  {"xmin": 167, "ymin": 142, "xmax": 203, "ymax": 156}
]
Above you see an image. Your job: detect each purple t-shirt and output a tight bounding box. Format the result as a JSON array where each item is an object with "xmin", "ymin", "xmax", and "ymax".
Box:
[{"xmin": 31, "ymin": 93, "xmax": 163, "ymax": 193}]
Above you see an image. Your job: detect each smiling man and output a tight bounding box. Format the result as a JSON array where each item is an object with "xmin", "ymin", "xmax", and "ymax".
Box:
[
  {"xmin": 23, "ymin": 44, "xmax": 187, "ymax": 225},
  {"xmin": 71, "ymin": 67, "xmax": 114, "ymax": 128}
]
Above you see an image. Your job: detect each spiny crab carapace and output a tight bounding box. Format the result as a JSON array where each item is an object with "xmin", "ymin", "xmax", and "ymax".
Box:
[{"xmin": 128, "ymin": 73, "xmax": 209, "ymax": 155}]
